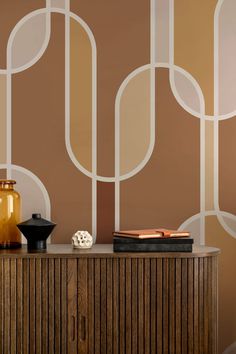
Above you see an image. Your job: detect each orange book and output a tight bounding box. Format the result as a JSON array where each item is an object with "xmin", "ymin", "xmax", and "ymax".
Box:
[{"xmin": 113, "ymin": 228, "xmax": 190, "ymax": 239}]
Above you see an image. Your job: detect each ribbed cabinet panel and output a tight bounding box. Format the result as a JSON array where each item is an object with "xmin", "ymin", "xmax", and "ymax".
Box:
[
  {"xmin": 86, "ymin": 256, "xmax": 218, "ymax": 354},
  {"xmin": 0, "ymin": 258, "xmax": 71, "ymax": 354},
  {"xmin": 0, "ymin": 254, "xmax": 218, "ymax": 354}
]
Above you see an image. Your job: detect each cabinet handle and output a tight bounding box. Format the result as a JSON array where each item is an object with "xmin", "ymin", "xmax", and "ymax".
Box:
[
  {"xmin": 71, "ymin": 315, "xmax": 76, "ymax": 341},
  {"xmin": 79, "ymin": 314, "xmax": 86, "ymax": 341}
]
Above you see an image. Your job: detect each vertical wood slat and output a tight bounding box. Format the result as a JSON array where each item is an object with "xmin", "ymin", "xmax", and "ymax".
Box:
[
  {"xmin": 193, "ymin": 258, "xmax": 199, "ymax": 354},
  {"xmin": 156, "ymin": 259, "xmax": 163, "ymax": 354},
  {"xmin": 0, "ymin": 249, "xmax": 219, "ymax": 354},
  {"xmin": 49, "ymin": 259, "xmax": 55, "ymax": 354},
  {"xmin": 61, "ymin": 259, "xmax": 67, "ymax": 354},
  {"xmin": 212, "ymin": 256, "xmax": 218, "ymax": 354},
  {"xmin": 150, "ymin": 259, "xmax": 156, "ymax": 354},
  {"xmin": 112, "ymin": 258, "xmax": 119, "ymax": 354},
  {"xmin": 175, "ymin": 258, "xmax": 181, "ymax": 354},
  {"xmin": 94, "ymin": 258, "xmax": 101, "ymax": 354},
  {"xmin": 131, "ymin": 259, "xmax": 138, "ymax": 354},
  {"xmin": 42, "ymin": 259, "xmax": 48, "ymax": 354},
  {"xmin": 78, "ymin": 258, "xmax": 88, "ymax": 354},
  {"xmin": 29, "ymin": 259, "xmax": 36, "ymax": 354},
  {"xmin": 4, "ymin": 259, "xmax": 10, "ymax": 353},
  {"xmin": 35, "ymin": 259, "xmax": 42, "ymax": 354},
  {"xmin": 67, "ymin": 259, "xmax": 78, "ymax": 354},
  {"xmin": 181, "ymin": 258, "xmax": 188, "ymax": 354},
  {"xmin": 106, "ymin": 258, "xmax": 113, "ymax": 354},
  {"xmin": 119, "ymin": 258, "xmax": 125, "ymax": 354},
  {"xmin": 16, "ymin": 259, "xmax": 23, "ymax": 354},
  {"xmin": 199, "ymin": 257, "xmax": 204, "ymax": 354},
  {"xmin": 88, "ymin": 259, "xmax": 94, "ymax": 354},
  {"xmin": 100, "ymin": 259, "xmax": 107, "ymax": 354},
  {"xmin": 125, "ymin": 258, "xmax": 132, "ymax": 354},
  {"xmin": 138, "ymin": 258, "xmax": 144, "ymax": 354},
  {"xmin": 10, "ymin": 259, "xmax": 17, "ymax": 354},
  {"xmin": 163, "ymin": 258, "xmax": 169, "ymax": 354},
  {"xmin": 54, "ymin": 259, "xmax": 61, "ymax": 354},
  {"xmin": 169, "ymin": 258, "xmax": 175, "ymax": 354},
  {"xmin": 203, "ymin": 257, "xmax": 209, "ymax": 354},
  {"xmin": 23, "ymin": 259, "xmax": 29, "ymax": 354},
  {"xmin": 208, "ymin": 257, "xmax": 213, "ymax": 354},
  {"xmin": 187, "ymin": 259, "xmax": 194, "ymax": 354},
  {"xmin": 144, "ymin": 259, "xmax": 150, "ymax": 354}
]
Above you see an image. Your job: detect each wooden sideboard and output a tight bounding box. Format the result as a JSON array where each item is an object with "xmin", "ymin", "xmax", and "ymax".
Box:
[{"xmin": 0, "ymin": 244, "xmax": 219, "ymax": 354}]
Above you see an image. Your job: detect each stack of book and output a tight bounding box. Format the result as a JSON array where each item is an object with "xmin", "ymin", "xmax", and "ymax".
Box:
[{"xmin": 113, "ymin": 228, "xmax": 193, "ymax": 252}]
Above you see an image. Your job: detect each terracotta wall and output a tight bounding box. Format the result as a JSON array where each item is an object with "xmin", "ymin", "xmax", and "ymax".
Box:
[{"xmin": 0, "ymin": 1, "xmax": 236, "ymax": 352}]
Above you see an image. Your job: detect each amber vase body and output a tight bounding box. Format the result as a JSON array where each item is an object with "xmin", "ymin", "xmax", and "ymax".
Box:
[{"xmin": 0, "ymin": 180, "xmax": 21, "ymax": 248}]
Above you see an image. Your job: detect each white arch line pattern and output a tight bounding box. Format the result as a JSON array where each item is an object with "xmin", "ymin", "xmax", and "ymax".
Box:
[
  {"xmin": 115, "ymin": 0, "xmax": 156, "ymax": 229},
  {"xmin": 156, "ymin": 0, "xmax": 236, "ymax": 122},
  {"xmin": 178, "ymin": 210, "xmax": 236, "ymax": 231},
  {"xmin": 0, "ymin": 0, "xmax": 51, "ymax": 75},
  {"xmin": 214, "ymin": 0, "xmax": 236, "ymax": 238},
  {"xmin": 168, "ymin": 0, "xmax": 236, "ymax": 241},
  {"xmin": 0, "ymin": 163, "xmax": 51, "ymax": 220},
  {"xmin": 2, "ymin": 1, "xmax": 52, "ymax": 231},
  {"xmin": 169, "ymin": 0, "xmax": 205, "ymax": 243},
  {"xmin": 1, "ymin": 3, "xmax": 98, "ymax": 238},
  {"xmin": 5, "ymin": 1, "xmax": 52, "ymax": 178}
]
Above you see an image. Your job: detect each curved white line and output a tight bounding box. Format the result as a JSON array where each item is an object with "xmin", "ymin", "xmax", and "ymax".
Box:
[
  {"xmin": 6, "ymin": 2, "xmax": 51, "ymax": 176},
  {"xmin": 115, "ymin": 0, "xmax": 156, "ymax": 229},
  {"xmin": 116, "ymin": 62, "xmax": 202, "ymax": 182},
  {"xmin": 223, "ymin": 341, "xmax": 236, "ymax": 354},
  {"xmin": 64, "ymin": 9, "xmax": 98, "ymax": 180},
  {"xmin": 214, "ymin": 0, "xmax": 236, "ymax": 238},
  {"xmin": 6, "ymin": 7, "xmax": 51, "ymax": 74},
  {"xmin": 178, "ymin": 210, "xmax": 217, "ymax": 231},
  {"xmin": 115, "ymin": 64, "xmax": 155, "ymax": 180},
  {"xmin": 178, "ymin": 210, "xmax": 236, "ymax": 229},
  {"xmin": 178, "ymin": 213, "xmax": 202, "ymax": 231},
  {"xmin": 169, "ymin": 67, "xmax": 206, "ymax": 118},
  {"xmin": 0, "ymin": 163, "xmax": 51, "ymax": 219},
  {"xmin": 64, "ymin": 5, "xmax": 97, "ymax": 239},
  {"xmin": 169, "ymin": 0, "xmax": 205, "ymax": 244}
]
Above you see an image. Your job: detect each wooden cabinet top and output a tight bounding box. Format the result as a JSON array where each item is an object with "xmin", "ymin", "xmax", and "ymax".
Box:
[{"xmin": 0, "ymin": 244, "xmax": 220, "ymax": 259}]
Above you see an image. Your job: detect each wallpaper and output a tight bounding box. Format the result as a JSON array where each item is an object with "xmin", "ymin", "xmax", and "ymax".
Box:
[{"xmin": 0, "ymin": 0, "xmax": 236, "ymax": 352}]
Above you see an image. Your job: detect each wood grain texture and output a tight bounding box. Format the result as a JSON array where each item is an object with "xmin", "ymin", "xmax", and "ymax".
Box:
[
  {"xmin": 29, "ymin": 259, "xmax": 36, "ymax": 354},
  {"xmin": 35, "ymin": 259, "xmax": 42, "ymax": 354},
  {"xmin": 60, "ymin": 259, "xmax": 67, "ymax": 354},
  {"xmin": 67, "ymin": 259, "xmax": 77, "ymax": 354},
  {"xmin": 138, "ymin": 258, "xmax": 144, "ymax": 354},
  {"xmin": 112, "ymin": 258, "xmax": 119, "ymax": 354},
  {"xmin": 54, "ymin": 259, "xmax": 61, "ymax": 354},
  {"xmin": 0, "ymin": 246, "xmax": 219, "ymax": 354},
  {"xmin": 88, "ymin": 259, "xmax": 94, "ymax": 354},
  {"xmin": 106, "ymin": 258, "xmax": 113, "ymax": 354},
  {"xmin": 16, "ymin": 259, "xmax": 23, "ymax": 354},
  {"xmin": 131, "ymin": 259, "xmax": 138, "ymax": 354},
  {"xmin": 78, "ymin": 258, "xmax": 88, "ymax": 354},
  {"xmin": 0, "ymin": 244, "xmax": 220, "ymax": 258},
  {"xmin": 23, "ymin": 259, "xmax": 29, "ymax": 354},
  {"xmin": 119, "ymin": 258, "xmax": 125, "ymax": 354}
]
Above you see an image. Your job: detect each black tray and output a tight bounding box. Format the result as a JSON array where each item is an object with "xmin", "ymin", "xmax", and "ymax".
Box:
[{"xmin": 113, "ymin": 236, "xmax": 193, "ymax": 252}]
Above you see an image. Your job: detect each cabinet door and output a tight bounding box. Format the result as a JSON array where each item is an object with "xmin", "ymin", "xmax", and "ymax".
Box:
[
  {"xmin": 0, "ymin": 258, "xmax": 67, "ymax": 354},
  {"xmin": 86, "ymin": 256, "xmax": 218, "ymax": 354},
  {"xmin": 67, "ymin": 258, "xmax": 88, "ymax": 354},
  {"xmin": 0, "ymin": 257, "xmax": 89, "ymax": 354}
]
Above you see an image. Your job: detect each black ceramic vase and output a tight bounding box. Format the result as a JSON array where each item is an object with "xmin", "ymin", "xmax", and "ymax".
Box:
[{"xmin": 17, "ymin": 213, "xmax": 56, "ymax": 251}]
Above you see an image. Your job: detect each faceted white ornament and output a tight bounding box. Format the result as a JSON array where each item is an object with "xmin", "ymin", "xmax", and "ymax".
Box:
[{"xmin": 72, "ymin": 230, "xmax": 93, "ymax": 249}]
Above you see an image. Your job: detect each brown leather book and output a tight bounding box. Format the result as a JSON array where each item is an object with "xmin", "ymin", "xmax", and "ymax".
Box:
[{"xmin": 113, "ymin": 228, "xmax": 190, "ymax": 239}]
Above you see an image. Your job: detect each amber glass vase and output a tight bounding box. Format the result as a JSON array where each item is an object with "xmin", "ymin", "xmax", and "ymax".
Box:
[{"xmin": 0, "ymin": 180, "xmax": 21, "ymax": 248}]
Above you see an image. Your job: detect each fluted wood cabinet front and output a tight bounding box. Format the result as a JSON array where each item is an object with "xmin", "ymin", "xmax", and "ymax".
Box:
[{"xmin": 0, "ymin": 245, "xmax": 219, "ymax": 354}]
